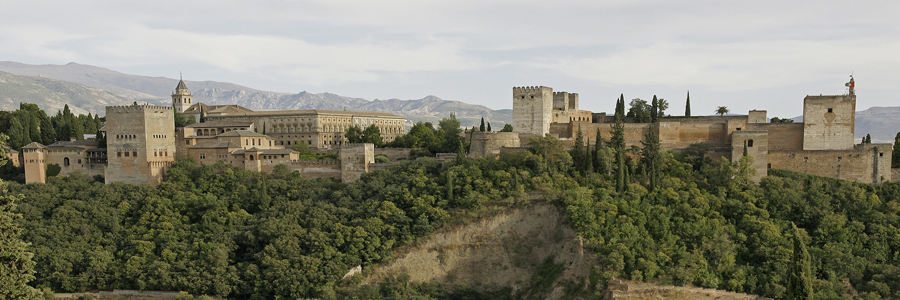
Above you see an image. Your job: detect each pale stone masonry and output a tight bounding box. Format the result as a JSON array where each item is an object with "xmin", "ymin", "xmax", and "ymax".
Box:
[
  {"xmin": 22, "ymin": 80, "xmax": 394, "ymax": 185},
  {"xmin": 476, "ymin": 78, "xmax": 891, "ymax": 185}
]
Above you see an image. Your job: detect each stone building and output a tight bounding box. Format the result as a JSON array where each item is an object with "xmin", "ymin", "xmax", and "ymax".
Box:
[
  {"xmin": 478, "ymin": 79, "xmax": 892, "ymax": 184},
  {"xmin": 21, "ymin": 80, "xmax": 399, "ymax": 185}
]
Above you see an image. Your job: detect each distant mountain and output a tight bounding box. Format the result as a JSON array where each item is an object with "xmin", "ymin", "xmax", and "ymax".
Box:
[
  {"xmin": 0, "ymin": 61, "xmax": 512, "ymax": 127},
  {"xmin": 0, "ymin": 71, "xmax": 135, "ymax": 115},
  {"xmin": 855, "ymin": 106, "xmax": 900, "ymax": 143}
]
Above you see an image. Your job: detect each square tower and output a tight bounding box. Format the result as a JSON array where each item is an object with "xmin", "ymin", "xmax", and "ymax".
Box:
[
  {"xmin": 105, "ymin": 104, "xmax": 176, "ymax": 185},
  {"xmin": 802, "ymin": 95, "xmax": 856, "ymax": 150},
  {"xmin": 513, "ymin": 86, "xmax": 553, "ymax": 136}
]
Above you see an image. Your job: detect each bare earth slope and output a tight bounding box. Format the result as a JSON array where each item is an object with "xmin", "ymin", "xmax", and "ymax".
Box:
[{"xmin": 365, "ymin": 202, "xmax": 595, "ymax": 299}]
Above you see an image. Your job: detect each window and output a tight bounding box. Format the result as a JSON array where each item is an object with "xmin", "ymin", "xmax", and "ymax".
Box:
[
  {"xmin": 767, "ymin": 163, "xmax": 771, "ymax": 168},
  {"xmin": 736, "ymin": 128, "xmax": 742, "ymax": 131},
  {"xmin": 132, "ymin": 151, "xmax": 137, "ymax": 157},
  {"xmin": 64, "ymin": 157, "xmax": 70, "ymax": 166},
  {"xmin": 125, "ymin": 152, "xmax": 130, "ymax": 157},
  {"xmin": 827, "ymin": 108, "xmax": 833, "ymax": 113},
  {"xmin": 117, "ymin": 152, "xmax": 122, "ymax": 157},
  {"xmin": 186, "ymin": 140, "xmax": 191, "ymax": 145},
  {"xmin": 880, "ymin": 152, "xmax": 884, "ymax": 157},
  {"xmin": 747, "ymin": 139, "xmax": 754, "ymax": 147},
  {"xmin": 77, "ymin": 159, "xmax": 81, "ymax": 164}
]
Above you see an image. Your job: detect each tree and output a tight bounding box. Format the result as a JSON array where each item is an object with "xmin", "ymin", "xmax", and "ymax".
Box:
[
  {"xmin": 487, "ymin": 122, "xmax": 491, "ymax": 132},
  {"xmin": 893, "ymin": 132, "xmax": 900, "ymax": 168},
  {"xmin": 641, "ymin": 124, "xmax": 661, "ymax": 190},
  {"xmin": 657, "ymin": 98, "xmax": 669, "ymax": 118},
  {"xmin": 500, "ymin": 124, "xmax": 513, "ymax": 132},
  {"xmin": 770, "ymin": 117, "xmax": 794, "ymax": 123},
  {"xmin": 346, "ymin": 125, "xmax": 364, "ymax": 143},
  {"xmin": 650, "ymin": 96, "xmax": 659, "ymax": 123},
  {"xmin": 613, "ymin": 94, "xmax": 627, "ymax": 192},
  {"xmin": 864, "ymin": 134, "xmax": 871, "ymax": 144},
  {"xmin": 362, "ymin": 124, "xmax": 383, "ymax": 146},
  {"xmin": 627, "ymin": 98, "xmax": 650, "ymax": 123},
  {"xmin": 7, "ymin": 117, "xmax": 24, "ymax": 150},
  {"xmin": 39, "ymin": 115, "xmax": 56, "ymax": 145},
  {"xmin": 787, "ymin": 223, "xmax": 813, "ymax": 300},
  {"xmin": 571, "ymin": 126, "xmax": 584, "ymax": 170},
  {"xmin": 685, "ymin": 91, "xmax": 691, "ymax": 117},
  {"xmin": 440, "ymin": 113, "xmax": 463, "ymax": 153},
  {"xmin": 479, "ymin": 118, "xmax": 485, "ymax": 132},
  {"xmin": 584, "ymin": 140, "xmax": 593, "ymax": 174},
  {"xmin": 0, "ymin": 133, "xmax": 43, "ymax": 299},
  {"xmin": 715, "ymin": 106, "xmax": 729, "ymax": 116}
]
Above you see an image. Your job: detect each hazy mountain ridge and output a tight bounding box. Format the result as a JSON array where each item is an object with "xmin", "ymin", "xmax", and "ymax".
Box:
[
  {"xmin": 0, "ymin": 71, "xmax": 134, "ymax": 115},
  {"xmin": 0, "ymin": 61, "xmax": 511, "ymax": 127}
]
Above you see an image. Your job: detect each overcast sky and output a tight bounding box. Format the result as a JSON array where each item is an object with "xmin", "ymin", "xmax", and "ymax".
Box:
[{"xmin": 2, "ymin": 0, "xmax": 898, "ymax": 118}]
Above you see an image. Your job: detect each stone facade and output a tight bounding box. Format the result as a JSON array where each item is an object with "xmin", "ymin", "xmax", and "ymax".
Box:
[
  {"xmin": 469, "ymin": 131, "xmax": 521, "ymax": 158},
  {"xmin": 488, "ymin": 83, "xmax": 892, "ymax": 184},
  {"xmin": 22, "ymin": 81, "xmax": 404, "ymax": 185}
]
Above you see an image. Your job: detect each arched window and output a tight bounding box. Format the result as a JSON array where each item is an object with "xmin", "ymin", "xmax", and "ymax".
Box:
[{"xmin": 64, "ymin": 157, "xmax": 70, "ymax": 166}]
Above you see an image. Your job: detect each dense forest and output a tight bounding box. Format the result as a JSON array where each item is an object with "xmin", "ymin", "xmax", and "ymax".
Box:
[{"xmin": 1, "ymin": 102, "xmax": 900, "ymax": 299}]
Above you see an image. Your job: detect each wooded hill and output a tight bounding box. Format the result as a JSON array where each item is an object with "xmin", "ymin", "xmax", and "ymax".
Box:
[{"xmin": 4, "ymin": 129, "xmax": 900, "ymax": 299}]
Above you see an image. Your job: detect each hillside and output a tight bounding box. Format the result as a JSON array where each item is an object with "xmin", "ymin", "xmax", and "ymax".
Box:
[
  {"xmin": 0, "ymin": 71, "xmax": 135, "ymax": 115},
  {"xmin": 0, "ymin": 61, "xmax": 512, "ymax": 127}
]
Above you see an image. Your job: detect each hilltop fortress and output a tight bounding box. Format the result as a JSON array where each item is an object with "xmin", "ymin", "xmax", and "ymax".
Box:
[
  {"xmin": 22, "ymin": 79, "xmax": 403, "ymax": 185},
  {"xmin": 470, "ymin": 78, "xmax": 892, "ymax": 184}
]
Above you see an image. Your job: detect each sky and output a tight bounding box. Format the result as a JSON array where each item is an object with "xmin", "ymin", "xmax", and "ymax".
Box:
[{"xmin": 2, "ymin": 0, "xmax": 898, "ymax": 118}]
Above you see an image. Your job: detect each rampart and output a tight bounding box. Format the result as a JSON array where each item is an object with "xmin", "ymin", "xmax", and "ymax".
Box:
[
  {"xmin": 469, "ymin": 132, "xmax": 521, "ymax": 158},
  {"xmin": 769, "ymin": 143, "xmax": 892, "ymax": 184}
]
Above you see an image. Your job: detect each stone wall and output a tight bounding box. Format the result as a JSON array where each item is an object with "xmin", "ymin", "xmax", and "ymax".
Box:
[
  {"xmin": 468, "ymin": 132, "xmax": 521, "ymax": 158},
  {"xmin": 286, "ymin": 159, "xmax": 342, "ymax": 180},
  {"xmin": 375, "ymin": 148, "xmax": 412, "ymax": 161},
  {"xmin": 747, "ymin": 123, "xmax": 803, "ymax": 150},
  {"xmin": 769, "ymin": 143, "xmax": 891, "ymax": 184}
]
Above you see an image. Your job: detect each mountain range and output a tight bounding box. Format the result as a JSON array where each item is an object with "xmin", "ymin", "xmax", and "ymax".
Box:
[
  {"xmin": 0, "ymin": 61, "xmax": 896, "ymax": 141},
  {"xmin": 0, "ymin": 61, "xmax": 511, "ymax": 128}
]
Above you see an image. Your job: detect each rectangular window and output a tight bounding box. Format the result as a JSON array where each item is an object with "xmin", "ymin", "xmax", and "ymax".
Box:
[
  {"xmin": 124, "ymin": 152, "xmax": 129, "ymax": 157},
  {"xmin": 117, "ymin": 152, "xmax": 122, "ymax": 157},
  {"xmin": 828, "ymin": 108, "xmax": 833, "ymax": 113},
  {"xmin": 132, "ymin": 151, "xmax": 137, "ymax": 157},
  {"xmin": 186, "ymin": 140, "xmax": 191, "ymax": 145}
]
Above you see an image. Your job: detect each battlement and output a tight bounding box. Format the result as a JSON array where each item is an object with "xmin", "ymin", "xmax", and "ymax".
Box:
[
  {"xmin": 513, "ymin": 86, "xmax": 550, "ymax": 95},
  {"xmin": 107, "ymin": 104, "xmax": 174, "ymax": 114}
]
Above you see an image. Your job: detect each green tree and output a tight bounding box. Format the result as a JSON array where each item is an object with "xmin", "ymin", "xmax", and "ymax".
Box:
[
  {"xmin": 641, "ymin": 124, "xmax": 661, "ymax": 190},
  {"xmin": 584, "ymin": 140, "xmax": 593, "ymax": 174},
  {"xmin": 613, "ymin": 94, "xmax": 627, "ymax": 192},
  {"xmin": 770, "ymin": 117, "xmax": 794, "ymax": 123},
  {"xmin": 787, "ymin": 223, "xmax": 813, "ymax": 300},
  {"xmin": 479, "ymin": 118, "xmax": 485, "ymax": 132},
  {"xmin": 500, "ymin": 124, "xmax": 513, "ymax": 132},
  {"xmin": 0, "ymin": 134, "xmax": 43, "ymax": 299},
  {"xmin": 362, "ymin": 124, "xmax": 383, "ymax": 146},
  {"xmin": 487, "ymin": 122, "xmax": 491, "ymax": 132},
  {"xmin": 346, "ymin": 125, "xmax": 364, "ymax": 143},
  {"xmin": 685, "ymin": 91, "xmax": 691, "ymax": 117},
  {"xmin": 656, "ymin": 98, "xmax": 669, "ymax": 118},
  {"xmin": 39, "ymin": 115, "xmax": 56, "ymax": 145},
  {"xmin": 627, "ymin": 98, "xmax": 650, "ymax": 123},
  {"xmin": 715, "ymin": 106, "xmax": 729, "ymax": 116},
  {"xmin": 571, "ymin": 125, "xmax": 584, "ymax": 171},
  {"xmin": 864, "ymin": 134, "xmax": 871, "ymax": 144},
  {"xmin": 7, "ymin": 117, "xmax": 24, "ymax": 150},
  {"xmin": 650, "ymin": 95, "xmax": 659, "ymax": 123},
  {"xmin": 440, "ymin": 113, "xmax": 463, "ymax": 153}
]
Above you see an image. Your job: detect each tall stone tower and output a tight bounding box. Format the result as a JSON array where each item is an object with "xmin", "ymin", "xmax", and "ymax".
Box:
[
  {"xmin": 105, "ymin": 104, "xmax": 176, "ymax": 185},
  {"xmin": 513, "ymin": 86, "xmax": 553, "ymax": 136},
  {"xmin": 802, "ymin": 78, "xmax": 857, "ymax": 150},
  {"xmin": 22, "ymin": 143, "xmax": 46, "ymax": 184},
  {"xmin": 172, "ymin": 78, "xmax": 193, "ymax": 113}
]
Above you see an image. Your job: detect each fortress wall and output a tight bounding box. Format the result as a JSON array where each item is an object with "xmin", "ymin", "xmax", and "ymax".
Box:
[
  {"xmin": 375, "ymin": 148, "xmax": 412, "ymax": 161},
  {"xmin": 292, "ymin": 164, "xmax": 342, "ymax": 180},
  {"xmin": 469, "ymin": 132, "xmax": 520, "ymax": 158},
  {"xmin": 341, "ymin": 143, "xmax": 374, "ymax": 183},
  {"xmin": 802, "ymin": 95, "xmax": 856, "ymax": 150},
  {"xmin": 658, "ymin": 121, "xmax": 728, "ymax": 149},
  {"xmin": 748, "ymin": 123, "xmax": 804, "ymax": 150},
  {"xmin": 732, "ymin": 131, "xmax": 769, "ymax": 182},
  {"xmin": 550, "ymin": 123, "xmax": 571, "ymax": 138},
  {"xmin": 770, "ymin": 148, "xmax": 874, "ymax": 184},
  {"xmin": 583, "ymin": 123, "xmax": 652, "ymax": 147},
  {"xmin": 513, "ymin": 86, "xmax": 553, "ymax": 136}
]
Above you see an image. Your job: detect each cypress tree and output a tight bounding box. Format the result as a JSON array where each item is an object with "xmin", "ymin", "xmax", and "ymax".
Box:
[
  {"xmin": 7, "ymin": 117, "xmax": 24, "ymax": 149},
  {"xmin": 642, "ymin": 124, "xmax": 661, "ymax": 190},
  {"xmin": 487, "ymin": 122, "xmax": 491, "ymax": 132},
  {"xmin": 787, "ymin": 223, "xmax": 813, "ymax": 300},
  {"xmin": 584, "ymin": 140, "xmax": 593, "ymax": 174},
  {"xmin": 743, "ymin": 141, "xmax": 749, "ymax": 156},
  {"xmin": 892, "ymin": 132, "xmax": 900, "ymax": 168},
  {"xmin": 572, "ymin": 125, "xmax": 584, "ymax": 171},
  {"xmin": 613, "ymin": 94, "xmax": 627, "ymax": 192},
  {"xmin": 651, "ymin": 95, "xmax": 658, "ymax": 123},
  {"xmin": 480, "ymin": 117, "xmax": 485, "ymax": 132},
  {"xmin": 446, "ymin": 171, "xmax": 454, "ymax": 202},
  {"xmin": 685, "ymin": 91, "xmax": 691, "ymax": 117},
  {"xmin": 865, "ymin": 134, "xmax": 871, "ymax": 144},
  {"xmin": 39, "ymin": 115, "xmax": 56, "ymax": 145}
]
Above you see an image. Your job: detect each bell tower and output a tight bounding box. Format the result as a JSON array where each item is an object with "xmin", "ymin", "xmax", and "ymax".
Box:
[{"xmin": 172, "ymin": 76, "xmax": 192, "ymax": 113}]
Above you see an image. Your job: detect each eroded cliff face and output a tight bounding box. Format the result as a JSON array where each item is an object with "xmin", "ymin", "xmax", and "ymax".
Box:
[{"xmin": 364, "ymin": 202, "xmax": 596, "ymax": 299}]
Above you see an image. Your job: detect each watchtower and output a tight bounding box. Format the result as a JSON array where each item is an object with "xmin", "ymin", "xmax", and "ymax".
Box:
[
  {"xmin": 802, "ymin": 94, "xmax": 856, "ymax": 150},
  {"xmin": 105, "ymin": 104, "xmax": 176, "ymax": 185},
  {"xmin": 172, "ymin": 78, "xmax": 193, "ymax": 113},
  {"xmin": 513, "ymin": 86, "xmax": 553, "ymax": 136}
]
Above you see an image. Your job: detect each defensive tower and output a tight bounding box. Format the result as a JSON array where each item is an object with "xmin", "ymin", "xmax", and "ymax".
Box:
[
  {"xmin": 105, "ymin": 104, "xmax": 176, "ymax": 185},
  {"xmin": 512, "ymin": 86, "xmax": 553, "ymax": 136}
]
